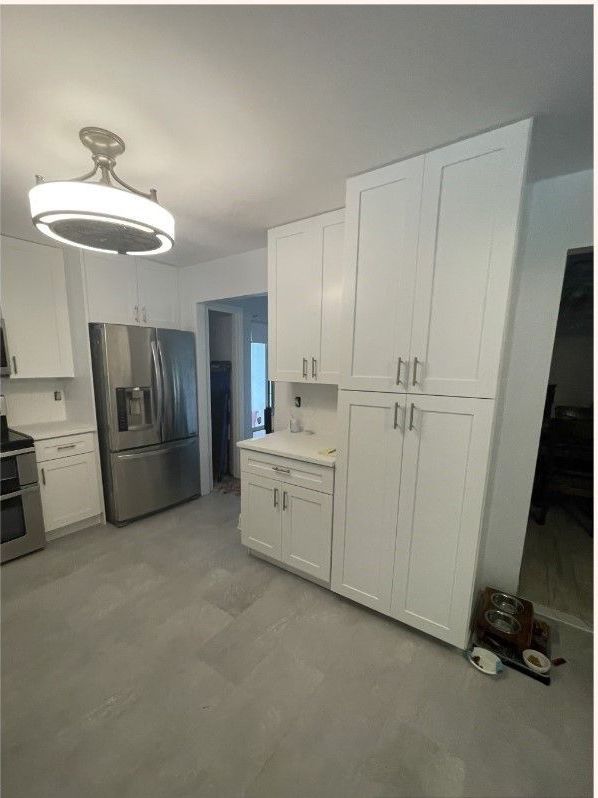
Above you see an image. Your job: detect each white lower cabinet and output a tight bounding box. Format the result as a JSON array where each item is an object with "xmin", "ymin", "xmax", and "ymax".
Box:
[
  {"xmin": 240, "ymin": 455, "xmax": 333, "ymax": 583},
  {"xmin": 36, "ymin": 435, "xmax": 103, "ymax": 533},
  {"xmin": 281, "ymin": 484, "xmax": 332, "ymax": 581},
  {"xmin": 331, "ymin": 392, "xmax": 406, "ymax": 612},
  {"xmin": 390, "ymin": 395, "xmax": 494, "ymax": 648},
  {"xmin": 332, "ymin": 390, "xmax": 494, "ymax": 648},
  {"xmin": 240, "ymin": 473, "xmax": 282, "ymax": 559}
]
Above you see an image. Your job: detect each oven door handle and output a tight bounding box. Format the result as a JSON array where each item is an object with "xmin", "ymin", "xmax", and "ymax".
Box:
[
  {"xmin": 0, "ymin": 447, "xmax": 35, "ymax": 460},
  {"xmin": 1, "ymin": 485, "xmax": 39, "ymax": 502}
]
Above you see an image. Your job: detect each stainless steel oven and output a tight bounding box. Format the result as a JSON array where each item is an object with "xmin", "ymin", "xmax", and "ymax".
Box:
[{"xmin": 1, "ymin": 444, "xmax": 46, "ymax": 563}]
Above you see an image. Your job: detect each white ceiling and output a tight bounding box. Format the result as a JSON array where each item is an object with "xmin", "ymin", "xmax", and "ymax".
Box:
[{"xmin": 1, "ymin": 5, "xmax": 593, "ymax": 267}]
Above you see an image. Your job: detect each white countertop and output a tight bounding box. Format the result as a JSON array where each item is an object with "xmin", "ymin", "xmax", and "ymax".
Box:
[
  {"xmin": 13, "ymin": 420, "xmax": 97, "ymax": 441},
  {"xmin": 237, "ymin": 430, "xmax": 336, "ymax": 467}
]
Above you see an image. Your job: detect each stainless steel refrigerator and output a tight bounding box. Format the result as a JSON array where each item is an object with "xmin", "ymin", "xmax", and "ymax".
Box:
[{"xmin": 89, "ymin": 323, "xmax": 200, "ymax": 525}]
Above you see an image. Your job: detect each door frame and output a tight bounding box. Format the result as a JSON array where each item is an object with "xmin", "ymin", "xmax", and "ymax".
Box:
[{"xmin": 196, "ymin": 301, "xmax": 244, "ymax": 493}]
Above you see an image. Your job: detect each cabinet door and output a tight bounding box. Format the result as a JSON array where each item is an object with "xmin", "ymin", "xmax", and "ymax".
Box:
[
  {"xmin": 331, "ymin": 391, "xmax": 406, "ymax": 612},
  {"xmin": 340, "ymin": 157, "xmax": 424, "ymax": 392},
  {"xmin": 390, "ymin": 395, "xmax": 494, "ymax": 648},
  {"xmin": 268, "ymin": 220, "xmax": 320, "ymax": 382},
  {"xmin": 39, "ymin": 452, "xmax": 102, "ymax": 531},
  {"xmin": 240, "ymin": 473, "xmax": 282, "ymax": 559},
  {"xmin": 409, "ymin": 120, "xmax": 531, "ymax": 398},
  {"xmin": 137, "ymin": 260, "xmax": 180, "ymax": 328},
  {"xmin": 316, "ymin": 210, "xmax": 345, "ymax": 385},
  {"xmin": 282, "ymin": 483, "xmax": 332, "ymax": 581},
  {"xmin": 84, "ymin": 252, "xmax": 139, "ymax": 325},
  {"xmin": 1, "ymin": 237, "xmax": 74, "ymax": 378}
]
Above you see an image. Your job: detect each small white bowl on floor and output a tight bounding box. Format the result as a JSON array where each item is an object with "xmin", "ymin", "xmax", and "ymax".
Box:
[{"xmin": 523, "ymin": 649, "xmax": 551, "ymax": 674}]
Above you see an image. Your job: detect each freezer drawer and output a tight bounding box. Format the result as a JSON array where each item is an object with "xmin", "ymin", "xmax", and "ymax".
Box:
[{"xmin": 109, "ymin": 436, "xmax": 200, "ymax": 524}]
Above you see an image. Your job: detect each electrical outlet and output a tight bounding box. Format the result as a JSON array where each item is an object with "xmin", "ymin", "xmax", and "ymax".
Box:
[
  {"xmin": 54, "ymin": 390, "xmax": 62, "ymax": 401},
  {"xmin": 294, "ymin": 396, "xmax": 301, "ymax": 408}
]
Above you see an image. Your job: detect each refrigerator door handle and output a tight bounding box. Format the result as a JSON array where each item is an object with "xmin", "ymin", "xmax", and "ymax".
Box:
[
  {"xmin": 156, "ymin": 340, "xmax": 172, "ymax": 441},
  {"xmin": 151, "ymin": 340, "xmax": 164, "ymax": 435}
]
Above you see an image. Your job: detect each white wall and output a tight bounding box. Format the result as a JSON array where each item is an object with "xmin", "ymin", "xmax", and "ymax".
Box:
[
  {"xmin": 2, "ymin": 380, "xmax": 67, "ymax": 425},
  {"xmin": 274, "ymin": 383, "xmax": 339, "ymax": 439},
  {"xmin": 479, "ymin": 169, "xmax": 593, "ymax": 593},
  {"xmin": 179, "ymin": 248, "xmax": 267, "ymax": 330}
]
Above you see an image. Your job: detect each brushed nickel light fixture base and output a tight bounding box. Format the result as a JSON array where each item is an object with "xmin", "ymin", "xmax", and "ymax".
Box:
[{"xmin": 79, "ymin": 127, "xmax": 126, "ymax": 162}]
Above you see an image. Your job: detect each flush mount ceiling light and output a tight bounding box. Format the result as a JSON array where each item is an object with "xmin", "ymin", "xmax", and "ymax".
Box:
[{"xmin": 29, "ymin": 127, "xmax": 174, "ymax": 256}]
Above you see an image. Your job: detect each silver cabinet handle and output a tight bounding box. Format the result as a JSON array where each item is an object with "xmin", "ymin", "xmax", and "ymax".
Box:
[
  {"xmin": 41, "ymin": 467, "xmax": 46, "ymax": 485},
  {"xmin": 312, "ymin": 358, "xmax": 317, "ymax": 380},
  {"xmin": 134, "ymin": 305, "xmax": 139, "ymax": 323},
  {"xmin": 12, "ymin": 356, "xmax": 17, "ymax": 374},
  {"xmin": 273, "ymin": 488, "xmax": 279, "ymax": 508},
  {"xmin": 302, "ymin": 358, "xmax": 308, "ymax": 379},
  {"xmin": 412, "ymin": 357, "xmax": 419, "ymax": 386},
  {"xmin": 143, "ymin": 306, "xmax": 147, "ymax": 323},
  {"xmin": 57, "ymin": 444, "xmax": 76, "ymax": 450},
  {"xmin": 273, "ymin": 465, "xmax": 290, "ymax": 474},
  {"xmin": 396, "ymin": 357, "xmax": 403, "ymax": 386},
  {"xmin": 283, "ymin": 491, "xmax": 288, "ymax": 511},
  {"xmin": 409, "ymin": 402, "xmax": 416, "ymax": 431},
  {"xmin": 393, "ymin": 402, "xmax": 406, "ymax": 432}
]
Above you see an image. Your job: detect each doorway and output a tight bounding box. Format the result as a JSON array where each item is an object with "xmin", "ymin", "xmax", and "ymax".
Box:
[
  {"xmin": 518, "ymin": 247, "xmax": 593, "ymax": 627},
  {"xmin": 196, "ymin": 294, "xmax": 269, "ymax": 495},
  {"xmin": 250, "ymin": 320, "xmax": 268, "ymax": 438}
]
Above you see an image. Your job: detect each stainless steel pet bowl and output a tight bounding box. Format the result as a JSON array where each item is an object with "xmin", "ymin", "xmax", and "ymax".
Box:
[
  {"xmin": 490, "ymin": 592, "xmax": 524, "ymax": 615},
  {"xmin": 484, "ymin": 609, "xmax": 522, "ymax": 635}
]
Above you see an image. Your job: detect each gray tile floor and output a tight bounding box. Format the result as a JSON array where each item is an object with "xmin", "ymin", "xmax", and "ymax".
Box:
[
  {"xmin": 2, "ymin": 492, "xmax": 593, "ymax": 798},
  {"xmin": 519, "ymin": 505, "xmax": 593, "ymax": 627}
]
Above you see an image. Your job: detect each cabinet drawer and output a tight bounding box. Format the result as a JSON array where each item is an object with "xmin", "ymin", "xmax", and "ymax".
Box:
[
  {"xmin": 240, "ymin": 450, "xmax": 334, "ymax": 494},
  {"xmin": 35, "ymin": 433, "xmax": 95, "ymax": 462}
]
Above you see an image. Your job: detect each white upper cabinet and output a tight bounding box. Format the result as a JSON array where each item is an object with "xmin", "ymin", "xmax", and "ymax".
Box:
[
  {"xmin": 340, "ymin": 119, "xmax": 531, "ymax": 398},
  {"xmin": 390, "ymin": 395, "xmax": 494, "ymax": 648},
  {"xmin": 331, "ymin": 391, "xmax": 407, "ymax": 612},
  {"xmin": 137, "ymin": 260, "xmax": 180, "ymax": 328},
  {"xmin": 85, "ymin": 253, "xmax": 139, "ymax": 325},
  {"xmin": 269, "ymin": 219, "xmax": 319, "ymax": 382},
  {"xmin": 316, "ymin": 211, "xmax": 345, "ymax": 384},
  {"xmin": 1, "ymin": 236, "xmax": 74, "ymax": 378},
  {"xmin": 340, "ymin": 158, "xmax": 424, "ymax": 392},
  {"xmin": 268, "ymin": 209, "xmax": 344, "ymax": 384},
  {"xmin": 409, "ymin": 121, "xmax": 532, "ymax": 398},
  {"xmin": 85, "ymin": 253, "xmax": 180, "ymax": 328}
]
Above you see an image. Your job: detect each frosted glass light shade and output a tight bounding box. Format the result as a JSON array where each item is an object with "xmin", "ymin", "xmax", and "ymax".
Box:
[{"xmin": 29, "ymin": 181, "xmax": 174, "ymax": 256}]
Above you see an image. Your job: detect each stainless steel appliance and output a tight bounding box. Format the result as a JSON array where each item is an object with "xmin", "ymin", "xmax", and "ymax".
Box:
[
  {"xmin": 1, "ymin": 428, "xmax": 46, "ymax": 563},
  {"xmin": 89, "ymin": 323, "xmax": 200, "ymax": 525}
]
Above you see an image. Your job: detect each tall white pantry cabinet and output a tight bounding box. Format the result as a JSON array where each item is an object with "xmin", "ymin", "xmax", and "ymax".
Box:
[{"xmin": 332, "ymin": 119, "xmax": 532, "ymax": 648}]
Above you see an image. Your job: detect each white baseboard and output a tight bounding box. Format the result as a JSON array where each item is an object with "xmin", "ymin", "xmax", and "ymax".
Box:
[{"xmin": 45, "ymin": 514, "xmax": 105, "ymax": 542}]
